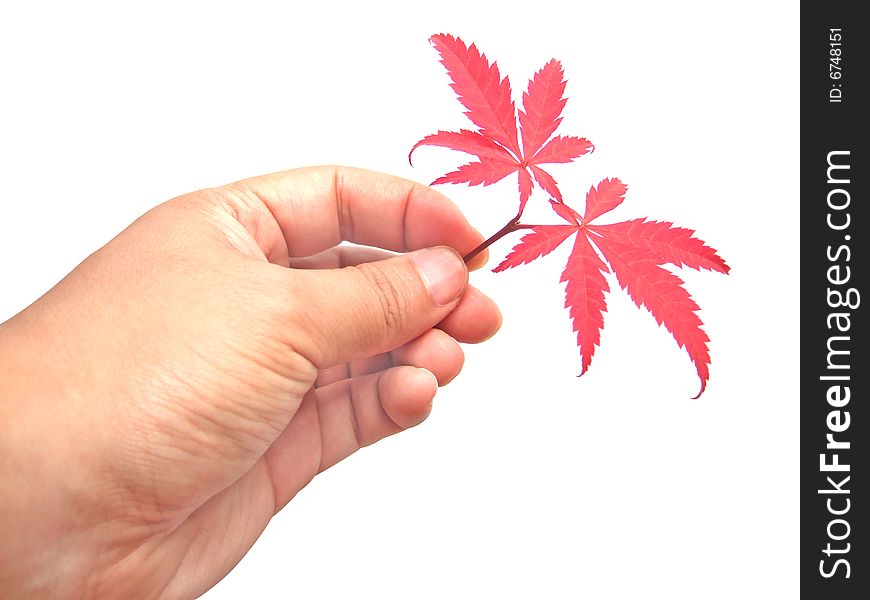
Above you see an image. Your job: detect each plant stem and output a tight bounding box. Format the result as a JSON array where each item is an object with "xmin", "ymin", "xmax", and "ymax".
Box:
[{"xmin": 463, "ymin": 217, "xmax": 535, "ymax": 264}]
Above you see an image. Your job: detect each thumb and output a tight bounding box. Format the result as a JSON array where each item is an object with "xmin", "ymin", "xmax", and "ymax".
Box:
[{"xmin": 288, "ymin": 246, "xmax": 468, "ymax": 367}]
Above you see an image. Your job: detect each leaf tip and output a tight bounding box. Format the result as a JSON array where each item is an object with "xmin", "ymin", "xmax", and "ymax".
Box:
[{"xmin": 408, "ymin": 139, "xmax": 426, "ymax": 166}]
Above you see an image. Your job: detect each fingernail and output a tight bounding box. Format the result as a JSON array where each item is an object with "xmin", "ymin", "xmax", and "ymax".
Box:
[
  {"xmin": 411, "ymin": 247, "xmax": 467, "ymax": 306},
  {"xmin": 417, "ymin": 367, "xmax": 439, "ymax": 389}
]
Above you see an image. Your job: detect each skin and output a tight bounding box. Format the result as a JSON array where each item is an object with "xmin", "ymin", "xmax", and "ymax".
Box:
[{"xmin": 0, "ymin": 166, "xmax": 501, "ymax": 599}]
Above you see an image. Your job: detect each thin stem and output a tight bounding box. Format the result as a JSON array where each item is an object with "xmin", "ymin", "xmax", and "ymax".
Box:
[{"xmin": 463, "ymin": 219, "xmax": 535, "ymax": 264}]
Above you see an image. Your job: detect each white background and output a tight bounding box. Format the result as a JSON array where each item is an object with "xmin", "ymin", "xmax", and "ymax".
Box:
[{"xmin": 0, "ymin": 1, "xmax": 799, "ymax": 598}]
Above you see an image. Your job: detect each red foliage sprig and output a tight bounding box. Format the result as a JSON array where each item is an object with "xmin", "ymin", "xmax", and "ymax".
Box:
[{"xmin": 411, "ymin": 33, "xmax": 729, "ymax": 396}]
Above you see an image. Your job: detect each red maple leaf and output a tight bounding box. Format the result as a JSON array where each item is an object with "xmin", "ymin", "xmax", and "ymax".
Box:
[
  {"xmin": 409, "ymin": 33, "xmax": 593, "ymax": 214},
  {"xmin": 494, "ymin": 179, "xmax": 730, "ymax": 397},
  {"xmin": 410, "ymin": 33, "xmax": 729, "ymax": 396}
]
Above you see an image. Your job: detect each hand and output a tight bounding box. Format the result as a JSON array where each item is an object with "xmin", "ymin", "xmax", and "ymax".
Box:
[{"xmin": 0, "ymin": 166, "xmax": 501, "ymax": 598}]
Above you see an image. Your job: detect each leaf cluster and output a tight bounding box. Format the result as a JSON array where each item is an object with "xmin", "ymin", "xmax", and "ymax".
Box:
[{"xmin": 411, "ymin": 34, "xmax": 729, "ymax": 396}]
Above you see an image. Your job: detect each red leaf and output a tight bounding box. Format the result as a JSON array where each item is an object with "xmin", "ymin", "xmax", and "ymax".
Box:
[
  {"xmin": 415, "ymin": 35, "xmax": 594, "ymax": 217},
  {"xmin": 549, "ymin": 199, "xmax": 581, "ymax": 225},
  {"xmin": 591, "ymin": 236, "xmax": 711, "ymax": 396},
  {"xmin": 493, "ymin": 225, "xmax": 576, "ymax": 272},
  {"xmin": 531, "ymin": 135, "xmax": 593, "ymax": 165},
  {"xmin": 432, "ymin": 158, "xmax": 517, "ymax": 187},
  {"xmin": 409, "ymin": 129, "xmax": 514, "ymax": 165},
  {"xmin": 518, "ymin": 168, "xmax": 534, "ymax": 212},
  {"xmin": 530, "ymin": 165, "xmax": 563, "ymax": 202},
  {"xmin": 561, "ymin": 232, "xmax": 610, "ymax": 375},
  {"xmin": 519, "ymin": 59, "xmax": 567, "ymax": 159},
  {"xmin": 583, "ymin": 177, "xmax": 628, "ymax": 223},
  {"xmin": 588, "ymin": 219, "xmax": 731, "ymax": 273},
  {"xmin": 429, "ymin": 34, "xmax": 521, "ymax": 157}
]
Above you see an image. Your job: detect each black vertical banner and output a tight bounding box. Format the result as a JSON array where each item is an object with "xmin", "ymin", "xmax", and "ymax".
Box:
[{"xmin": 801, "ymin": 3, "xmax": 867, "ymax": 597}]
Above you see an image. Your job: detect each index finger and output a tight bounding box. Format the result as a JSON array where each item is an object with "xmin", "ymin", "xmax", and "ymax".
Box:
[{"xmin": 226, "ymin": 165, "xmax": 487, "ymax": 266}]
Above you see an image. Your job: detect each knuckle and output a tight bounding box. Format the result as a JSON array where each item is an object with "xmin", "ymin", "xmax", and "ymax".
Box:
[{"xmin": 354, "ymin": 262, "xmax": 410, "ymax": 334}]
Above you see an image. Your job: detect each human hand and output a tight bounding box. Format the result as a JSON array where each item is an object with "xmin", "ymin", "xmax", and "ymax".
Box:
[{"xmin": 0, "ymin": 166, "xmax": 501, "ymax": 598}]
